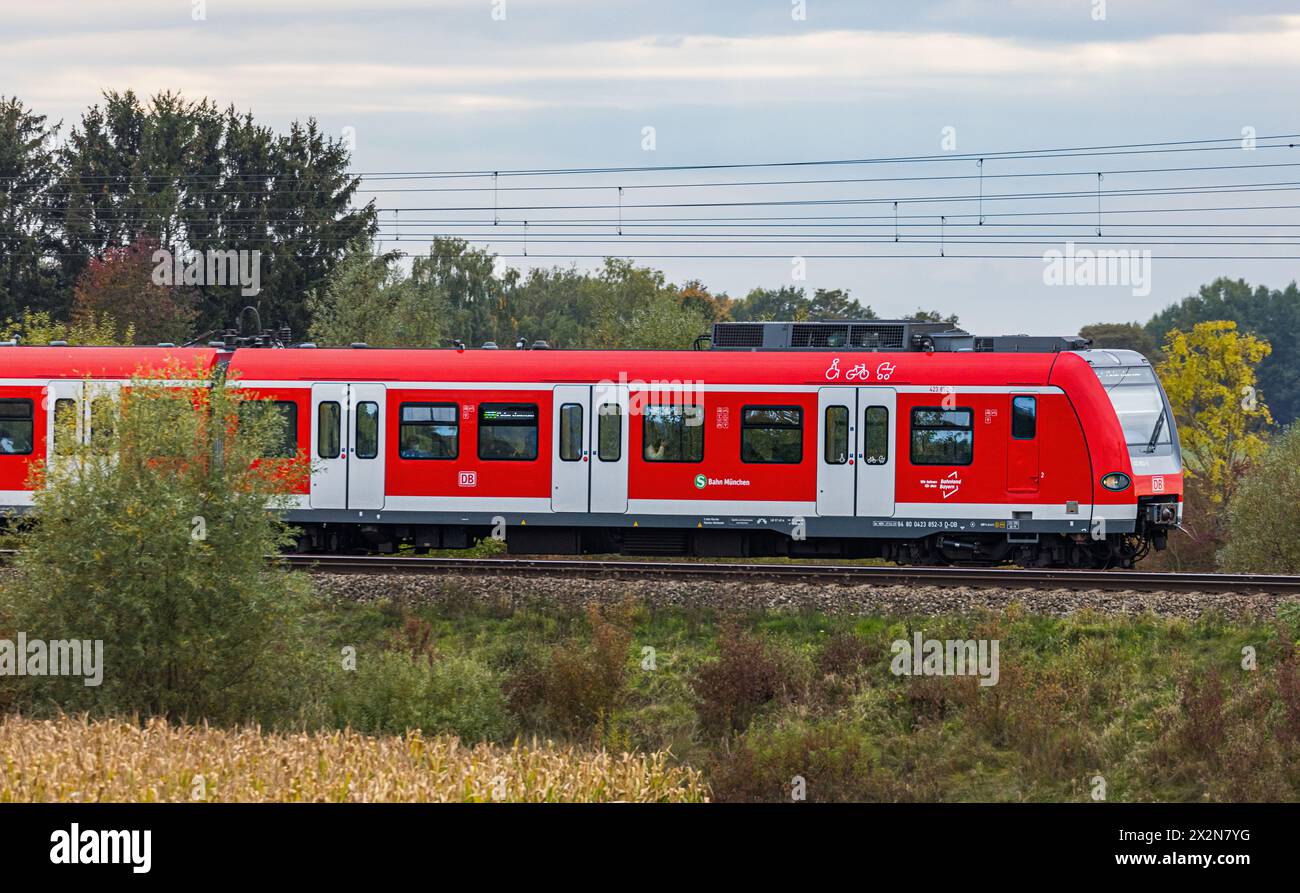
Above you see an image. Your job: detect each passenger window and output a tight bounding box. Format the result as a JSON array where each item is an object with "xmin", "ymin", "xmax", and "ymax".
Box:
[
  {"xmin": 559, "ymin": 403, "xmax": 583, "ymax": 461},
  {"xmin": 824, "ymin": 405, "xmax": 849, "ymax": 465},
  {"xmin": 355, "ymin": 402, "xmax": 379, "ymax": 459},
  {"xmin": 643, "ymin": 404, "xmax": 703, "ymax": 462},
  {"xmin": 399, "ymin": 403, "xmax": 457, "ymax": 459},
  {"xmin": 0, "ymin": 399, "xmax": 34, "ymax": 455},
  {"xmin": 53, "ymin": 398, "xmax": 77, "ymax": 455},
  {"xmin": 741, "ymin": 406, "xmax": 802, "ymax": 464},
  {"xmin": 1011, "ymin": 396, "xmax": 1036, "ymax": 440},
  {"xmin": 910, "ymin": 407, "xmax": 973, "ymax": 465},
  {"xmin": 863, "ymin": 406, "xmax": 889, "ymax": 465},
  {"xmin": 318, "ymin": 401, "xmax": 341, "ymax": 458},
  {"xmin": 479, "ymin": 403, "xmax": 539, "ymax": 461},
  {"xmin": 597, "ymin": 404, "xmax": 621, "ymax": 462}
]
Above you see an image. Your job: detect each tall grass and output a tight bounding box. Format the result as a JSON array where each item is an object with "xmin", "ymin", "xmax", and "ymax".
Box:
[{"xmin": 0, "ymin": 715, "xmax": 707, "ymax": 803}]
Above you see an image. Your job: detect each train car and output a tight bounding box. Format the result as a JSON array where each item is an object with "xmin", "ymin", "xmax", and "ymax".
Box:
[
  {"xmin": 223, "ymin": 320, "xmax": 1183, "ymax": 568},
  {"xmin": 0, "ymin": 346, "xmax": 219, "ymax": 510}
]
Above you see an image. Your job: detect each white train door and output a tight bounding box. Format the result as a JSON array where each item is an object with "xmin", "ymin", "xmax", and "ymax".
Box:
[
  {"xmin": 311, "ymin": 383, "xmax": 348, "ymax": 509},
  {"xmin": 347, "ymin": 383, "xmax": 386, "ymax": 510},
  {"xmin": 551, "ymin": 385, "xmax": 591, "ymax": 512},
  {"xmin": 590, "ymin": 382, "xmax": 629, "ymax": 513},
  {"xmin": 816, "ymin": 387, "xmax": 856, "ymax": 516},
  {"xmin": 855, "ymin": 387, "xmax": 896, "ymax": 518}
]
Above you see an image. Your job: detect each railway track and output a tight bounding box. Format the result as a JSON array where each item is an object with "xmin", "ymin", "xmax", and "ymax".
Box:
[
  {"xmin": 4, "ymin": 547, "xmax": 1295, "ymax": 593},
  {"xmin": 281, "ymin": 554, "xmax": 1300, "ymax": 595}
]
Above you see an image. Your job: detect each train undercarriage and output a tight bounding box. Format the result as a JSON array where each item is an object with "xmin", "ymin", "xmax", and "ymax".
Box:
[{"xmin": 293, "ymin": 516, "xmax": 1173, "ymax": 570}]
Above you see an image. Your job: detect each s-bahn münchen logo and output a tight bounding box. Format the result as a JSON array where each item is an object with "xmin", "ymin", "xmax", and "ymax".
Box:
[{"xmin": 694, "ymin": 474, "xmax": 707, "ymax": 489}]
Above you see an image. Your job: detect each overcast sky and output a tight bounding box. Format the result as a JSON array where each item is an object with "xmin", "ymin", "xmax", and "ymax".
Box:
[{"xmin": 4, "ymin": 0, "xmax": 1299, "ymax": 334}]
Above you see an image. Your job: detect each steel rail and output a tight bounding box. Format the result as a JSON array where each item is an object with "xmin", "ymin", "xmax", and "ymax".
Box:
[{"xmin": 280, "ymin": 554, "xmax": 1300, "ymax": 594}]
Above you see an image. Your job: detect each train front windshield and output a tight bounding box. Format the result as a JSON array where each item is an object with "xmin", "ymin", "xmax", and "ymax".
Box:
[{"xmin": 1095, "ymin": 365, "xmax": 1174, "ymax": 453}]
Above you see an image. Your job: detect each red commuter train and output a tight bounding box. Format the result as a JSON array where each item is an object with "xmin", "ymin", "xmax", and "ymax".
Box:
[{"xmin": 0, "ymin": 320, "xmax": 1183, "ymax": 568}]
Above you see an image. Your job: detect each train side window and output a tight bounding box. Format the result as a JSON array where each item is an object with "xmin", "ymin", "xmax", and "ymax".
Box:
[
  {"xmin": 910, "ymin": 407, "xmax": 973, "ymax": 465},
  {"xmin": 643, "ymin": 404, "xmax": 703, "ymax": 462},
  {"xmin": 90, "ymin": 396, "xmax": 115, "ymax": 454},
  {"xmin": 399, "ymin": 403, "xmax": 457, "ymax": 459},
  {"xmin": 0, "ymin": 398, "xmax": 35, "ymax": 456},
  {"xmin": 559, "ymin": 403, "xmax": 583, "ymax": 461},
  {"xmin": 597, "ymin": 404, "xmax": 621, "ymax": 462},
  {"xmin": 355, "ymin": 402, "xmax": 379, "ymax": 459},
  {"xmin": 269, "ymin": 401, "xmax": 298, "ymax": 458},
  {"xmin": 53, "ymin": 398, "xmax": 77, "ymax": 455},
  {"xmin": 1011, "ymin": 396, "xmax": 1036, "ymax": 439},
  {"xmin": 824, "ymin": 405, "xmax": 849, "ymax": 464},
  {"xmin": 741, "ymin": 406, "xmax": 802, "ymax": 464},
  {"xmin": 863, "ymin": 406, "xmax": 889, "ymax": 465},
  {"xmin": 479, "ymin": 403, "xmax": 539, "ymax": 461},
  {"xmin": 318, "ymin": 401, "xmax": 341, "ymax": 458}
]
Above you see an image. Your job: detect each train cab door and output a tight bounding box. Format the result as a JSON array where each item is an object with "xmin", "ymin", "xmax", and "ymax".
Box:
[
  {"xmin": 310, "ymin": 383, "xmax": 348, "ymax": 509},
  {"xmin": 1006, "ymin": 394, "xmax": 1041, "ymax": 494},
  {"xmin": 45, "ymin": 380, "xmax": 83, "ymax": 471},
  {"xmin": 816, "ymin": 387, "xmax": 857, "ymax": 516},
  {"xmin": 551, "ymin": 385, "xmax": 591, "ymax": 512},
  {"xmin": 589, "ymin": 382, "xmax": 629, "ymax": 513},
  {"xmin": 347, "ymin": 383, "xmax": 386, "ymax": 510},
  {"xmin": 855, "ymin": 388, "xmax": 897, "ymax": 518}
]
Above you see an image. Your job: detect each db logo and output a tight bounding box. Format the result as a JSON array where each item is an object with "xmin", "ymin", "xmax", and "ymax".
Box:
[
  {"xmin": 1151, "ymin": 476, "xmax": 1164, "ymax": 492},
  {"xmin": 458, "ymin": 471, "xmax": 477, "ymax": 488}
]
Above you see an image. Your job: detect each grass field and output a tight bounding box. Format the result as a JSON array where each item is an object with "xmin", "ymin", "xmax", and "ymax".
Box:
[
  {"xmin": 5, "ymin": 575, "xmax": 1300, "ymax": 802},
  {"xmin": 308, "ymin": 585, "xmax": 1300, "ymax": 802}
]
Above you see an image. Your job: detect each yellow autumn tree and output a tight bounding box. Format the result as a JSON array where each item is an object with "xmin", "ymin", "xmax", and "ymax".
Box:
[{"xmin": 1157, "ymin": 320, "xmax": 1272, "ymax": 508}]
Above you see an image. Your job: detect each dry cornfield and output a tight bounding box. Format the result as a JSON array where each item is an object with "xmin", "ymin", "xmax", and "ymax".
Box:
[{"xmin": 0, "ymin": 715, "xmax": 709, "ymax": 803}]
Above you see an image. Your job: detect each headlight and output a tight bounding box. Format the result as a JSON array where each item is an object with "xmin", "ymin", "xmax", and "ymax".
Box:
[{"xmin": 1101, "ymin": 472, "xmax": 1131, "ymax": 491}]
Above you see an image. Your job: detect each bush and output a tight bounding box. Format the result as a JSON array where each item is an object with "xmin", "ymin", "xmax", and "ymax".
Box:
[
  {"xmin": 1219, "ymin": 425, "xmax": 1300, "ymax": 572},
  {"xmin": 330, "ymin": 650, "xmax": 513, "ymax": 743},
  {"xmin": 709, "ymin": 719, "xmax": 887, "ymax": 803},
  {"xmin": 2, "ymin": 367, "xmax": 318, "ymax": 725},
  {"xmin": 693, "ymin": 621, "xmax": 802, "ymax": 737},
  {"xmin": 537, "ymin": 601, "xmax": 635, "ymax": 735}
]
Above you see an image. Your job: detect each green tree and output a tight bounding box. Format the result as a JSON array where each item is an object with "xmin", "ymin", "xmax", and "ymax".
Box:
[
  {"xmin": 1218, "ymin": 425, "xmax": 1300, "ymax": 572},
  {"xmin": 0, "ymin": 97, "xmax": 62, "ymax": 319},
  {"xmin": 50, "ymin": 90, "xmax": 375, "ymax": 336},
  {"xmin": 1079, "ymin": 321, "xmax": 1160, "ymax": 358},
  {"xmin": 729, "ymin": 286, "xmax": 811, "ymax": 321},
  {"xmin": 412, "ymin": 237, "xmax": 506, "ymax": 346},
  {"xmin": 3, "ymin": 366, "xmax": 317, "ymax": 724},
  {"xmin": 808, "ymin": 287, "xmax": 870, "ymax": 320},
  {"xmin": 307, "ymin": 237, "xmax": 445, "ymax": 347},
  {"xmin": 582, "ymin": 258, "xmax": 707, "ymax": 349},
  {"xmin": 910, "ymin": 309, "xmax": 960, "ymax": 325}
]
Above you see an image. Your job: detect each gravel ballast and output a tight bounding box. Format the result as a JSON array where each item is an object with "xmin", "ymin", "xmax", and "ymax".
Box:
[{"xmin": 311, "ymin": 571, "xmax": 1295, "ymax": 620}]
